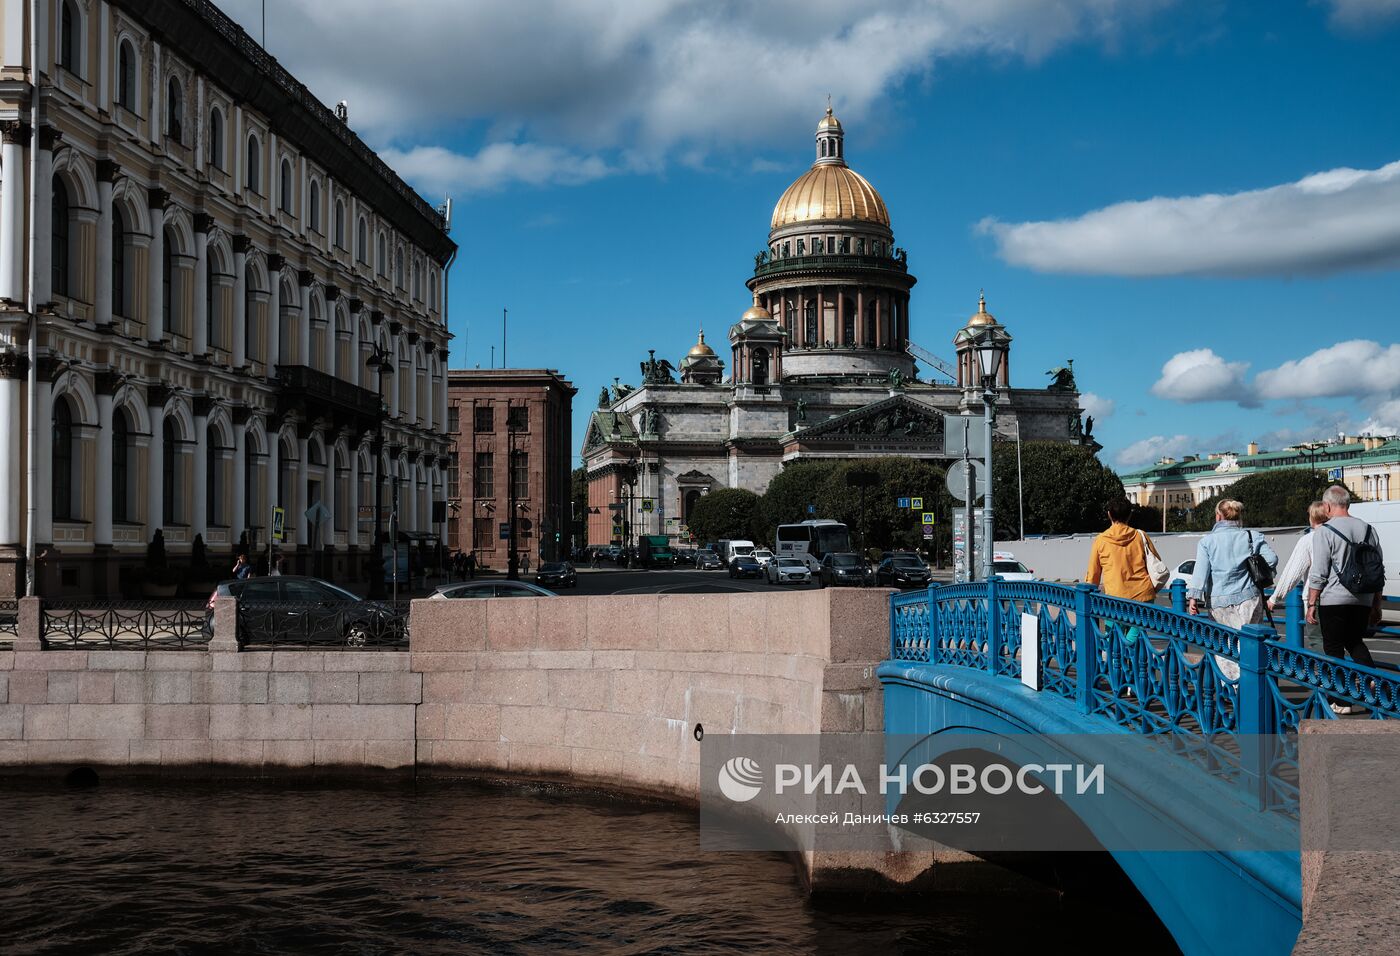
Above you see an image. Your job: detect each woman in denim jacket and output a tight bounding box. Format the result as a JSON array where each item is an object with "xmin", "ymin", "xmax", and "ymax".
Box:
[{"xmin": 1186, "ymin": 499, "xmax": 1279, "ymax": 628}]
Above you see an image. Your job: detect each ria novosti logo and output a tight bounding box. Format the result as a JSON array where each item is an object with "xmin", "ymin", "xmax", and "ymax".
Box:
[{"xmin": 717, "ymin": 756, "xmax": 764, "ymax": 802}]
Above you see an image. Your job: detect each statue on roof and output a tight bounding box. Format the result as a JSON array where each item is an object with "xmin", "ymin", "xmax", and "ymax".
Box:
[
  {"xmin": 887, "ymin": 367, "xmax": 905, "ymax": 391},
  {"xmin": 611, "ymin": 378, "xmax": 634, "ymax": 403},
  {"xmin": 598, "ymin": 387, "xmax": 611, "ymax": 409},
  {"xmin": 641, "ymin": 349, "xmax": 677, "ymax": 386},
  {"xmin": 1047, "ymin": 359, "xmax": 1077, "ymax": 392}
]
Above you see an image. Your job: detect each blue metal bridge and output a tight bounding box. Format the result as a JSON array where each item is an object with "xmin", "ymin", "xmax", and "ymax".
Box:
[{"xmin": 880, "ymin": 579, "xmax": 1400, "ymax": 956}]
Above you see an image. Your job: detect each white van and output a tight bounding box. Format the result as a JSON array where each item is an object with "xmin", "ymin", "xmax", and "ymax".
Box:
[{"xmin": 716, "ymin": 539, "xmax": 756, "ymax": 565}]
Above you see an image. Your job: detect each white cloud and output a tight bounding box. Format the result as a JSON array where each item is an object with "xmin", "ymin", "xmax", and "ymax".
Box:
[
  {"xmin": 1251, "ymin": 340, "xmax": 1400, "ymax": 400},
  {"xmin": 378, "ymin": 143, "xmax": 613, "ymax": 196},
  {"xmin": 1359, "ymin": 398, "xmax": 1400, "ymax": 435},
  {"xmin": 1151, "ymin": 349, "xmax": 1252, "ymax": 403},
  {"xmin": 1325, "ymin": 0, "xmax": 1400, "ymax": 29},
  {"xmin": 1115, "ymin": 434, "xmax": 1196, "ymax": 468},
  {"xmin": 979, "ymin": 159, "xmax": 1400, "ymax": 277},
  {"xmin": 220, "ymin": 0, "xmax": 1171, "ymax": 192},
  {"xmin": 1080, "ymin": 392, "xmax": 1117, "ymax": 419}
]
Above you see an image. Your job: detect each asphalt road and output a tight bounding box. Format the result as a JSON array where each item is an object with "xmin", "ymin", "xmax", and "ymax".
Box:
[{"xmin": 559, "ymin": 566, "xmax": 835, "ymax": 596}]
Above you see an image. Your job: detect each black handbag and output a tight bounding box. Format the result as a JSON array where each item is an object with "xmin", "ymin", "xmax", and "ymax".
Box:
[{"xmin": 1242, "ymin": 531, "xmax": 1276, "ymax": 627}]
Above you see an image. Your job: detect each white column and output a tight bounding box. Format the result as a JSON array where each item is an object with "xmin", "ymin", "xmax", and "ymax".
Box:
[
  {"xmin": 232, "ymin": 242, "xmax": 247, "ymax": 367},
  {"xmin": 324, "ymin": 297, "xmax": 338, "ymax": 376},
  {"xmin": 192, "ymin": 409, "xmax": 208, "ymax": 538},
  {"xmin": 35, "ymin": 379, "xmax": 53, "ymax": 543},
  {"xmin": 146, "ymin": 191, "xmax": 166, "ymax": 345},
  {"xmin": 95, "ymin": 168, "xmax": 114, "ymax": 326},
  {"xmin": 192, "ymin": 221, "xmax": 209, "ymax": 355},
  {"xmin": 406, "ymin": 350, "xmax": 418, "ymax": 425},
  {"xmin": 0, "ymin": 364, "xmax": 19, "ymax": 543},
  {"xmin": 298, "ymin": 276, "xmax": 312, "ymax": 368},
  {"xmin": 146, "ymin": 397, "xmax": 164, "ymax": 536},
  {"xmin": 389, "ymin": 343, "xmax": 401, "ymax": 418},
  {"xmin": 0, "ymin": 123, "xmax": 28, "ymax": 302},
  {"xmin": 95, "ymin": 391, "xmax": 114, "ymax": 546},
  {"xmin": 267, "ymin": 257, "xmax": 282, "ymax": 368},
  {"xmin": 296, "ymin": 435, "xmax": 309, "ymax": 547},
  {"xmin": 347, "ymin": 451, "xmax": 360, "ymax": 548},
  {"xmin": 349, "ymin": 307, "xmax": 361, "ymax": 386},
  {"xmin": 232, "ymin": 423, "xmax": 247, "ymax": 547},
  {"xmin": 407, "ymin": 468, "xmax": 419, "ymax": 534},
  {"xmin": 149, "ymin": 42, "xmax": 162, "ymax": 148},
  {"xmin": 34, "ymin": 130, "xmax": 55, "ymax": 306},
  {"xmin": 323, "ymin": 448, "xmax": 336, "ymax": 547}
]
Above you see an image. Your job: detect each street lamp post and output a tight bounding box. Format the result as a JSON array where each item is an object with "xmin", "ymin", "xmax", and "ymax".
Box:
[
  {"xmin": 970, "ymin": 326, "xmax": 1007, "ymax": 582},
  {"xmin": 365, "ymin": 345, "xmax": 394, "ymax": 600}
]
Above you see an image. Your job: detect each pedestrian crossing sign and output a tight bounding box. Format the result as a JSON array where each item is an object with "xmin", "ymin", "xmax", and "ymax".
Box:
[
  {"xmin": 911, "ymin": 497, "xmax": 924, "ymax": 510},
  {"xmin": 922, "ymin": 512, "xmax": 934, "ymax": 525}
]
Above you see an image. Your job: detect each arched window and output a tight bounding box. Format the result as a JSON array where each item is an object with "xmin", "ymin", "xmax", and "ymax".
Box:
[
  {"xmin": 376, "ymin": 233, "xmax": 386, "ymax": 276},
  {"xmin": 428, "ymin": 270, "xmax": 437, "ymax": 311},
  {"xmin": 246, "ymin": 134, "xmax": 260, "ymax": 193},
  {"xmin": 308, "ymin": 181, "xmax": 320, "ymax": 232},
  {"xmin": 166, "ymin": 76, "xmax": 184, "ymax": 144},
  {"xmin": 113, "ymin": 408, "xmax": 131, "ymax": 522},
  {"xmin": 52, "ymin": 176, "xmax": 70, "ymax": 297},
  {"xmin": 412, "ymin": 261, "xmax": 421, "ymax": 301},
  {"xmin": 394, "ymin": 248, "xmax": 404, "ymax": 289},
  {"xmin": 162, "ymin": 229, "xmax": 174, "ymax": 335},
  {"xmin": 208, "ymin": 107, "xmax": 224, "ymax": 169},
  {"xmin": 52, "ymin": 398, "xmax": 75, "ymax": 521},
  {"xmin": 162, "ymin": 418, "xmax": 177, "ymax": 526},
  {"xmin": 59, "ymin": 1, "xmax": 79, "ymax": 73},
  {"xmin": 751, "ymin": 348, "xmax": 769, "ymax": 386},
  {"xmin": 112, "ymin": 209, "xmax": 127, "ymax": 319},
  {"xmin": 206, "ymin": 255, "xmax": 216, "ymax": 348},
  {"xmin": 356, "ymin": 217, "xmax": 367, "ymax": 263},
  {"xmin": 206, "ymin": 426, "xmax": 223, "ymax": 527},
  {"xmin": 804, "ymin": 299, "xmax": 817, "ymax": 345},
  {"xmin": 117, "ymin": 40, "xmax": 135, "ymax": 111},
  {"xmin": 244, "ymin": 263, "xmax": 258, "ymax": 360},
  {"xmin": 279, "ymin": 158, "xmax": 292, "ymax": 213},
  {"xmin": 334, "ymin": 200, "xmax": 345, "ymax": 248}
]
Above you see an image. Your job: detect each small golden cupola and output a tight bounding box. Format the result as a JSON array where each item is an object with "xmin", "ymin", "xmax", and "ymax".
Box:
[{"xmin": 679, "ymin": 328, "xmax": 725, "ymax": 385}]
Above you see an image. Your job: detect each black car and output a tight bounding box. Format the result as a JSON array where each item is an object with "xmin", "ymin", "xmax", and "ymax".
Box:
[
  {"xmin": 877, "ymin": 553, "xmax": 932, "ymax": 589},
  {"xmin": 695, "ymin": 549, "xmax": 724, "ymax": 570},
  {"xmin": 820, "ymin": 552, "xmax": 872, "ymax": 587},
  {"xmin": 205, "ymin": 576, "xmax": 406, "ymax": 647},
  {"xmin": 536, "ymin": 562, "xmax": 578, "ymax": 589},
  {"xmin": 729, "ymin": 555, "xmax": 762, "ymax": 579}
]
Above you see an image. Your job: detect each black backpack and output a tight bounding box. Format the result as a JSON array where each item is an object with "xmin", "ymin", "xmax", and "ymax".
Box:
[{"xmin": 1322, "ymin": 522, "xmax": 1387, "ymax": 595}]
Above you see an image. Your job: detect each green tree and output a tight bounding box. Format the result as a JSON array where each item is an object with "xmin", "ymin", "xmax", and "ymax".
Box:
[
  {"xmin": 758, "ymin": 461, "xmax": 840, "ymax": 536},
  {"xmin": 570, "ymin": 467, "xmax": 589, "ymax": 550},
  {"xmin": 687, "ymin": 488, "xmax": 763, "ymax": 544},
  {"xmin": 1186, "ymin": 468, "xmax": 1324, "ymax": 530},
  {"xmin": 991, "ymin": 441, "xmax": 1124, "ymax": 536}
]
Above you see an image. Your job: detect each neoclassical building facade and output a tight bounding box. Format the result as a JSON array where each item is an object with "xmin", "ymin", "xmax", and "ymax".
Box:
[
  {"xmin": 583, "ymin": 108, "xmax": 1084, "ymax": 547},
  {"xmin": 0, "ymin": 0, "xmax": 455, "ymax": 596}
]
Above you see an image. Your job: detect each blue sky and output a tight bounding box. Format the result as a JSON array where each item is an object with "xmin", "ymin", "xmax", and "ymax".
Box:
[{"xmin": 225, "ymin": 0, "xmax": 1400, "ymax": 473}]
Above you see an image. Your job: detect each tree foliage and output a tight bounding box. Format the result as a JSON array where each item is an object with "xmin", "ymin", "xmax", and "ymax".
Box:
[
  {"xmin": 990, "ymin": 441, "xmax": 1124, "ymax": 537},
  {"xmin": 1186, "ymin": 468, "xmax": 1324, "ymax": 530},
  {"xmin": 686, "ymin": 488, "xmax": 764, "ymax": 544}
]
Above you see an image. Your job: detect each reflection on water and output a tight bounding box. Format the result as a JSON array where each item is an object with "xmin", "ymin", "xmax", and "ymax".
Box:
[{"xmin": 0, "ymin": 779, "xmax": 1177, "ymax": 955}]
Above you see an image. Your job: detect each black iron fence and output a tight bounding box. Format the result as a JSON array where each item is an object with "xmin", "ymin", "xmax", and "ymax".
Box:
[
  {"xmin": 40, "ymin": 601, "xmax": 209, "ymax": 650},
  {"xmin": 0, "ymin": 600, "xmax": 18, "ymax": 643},
  {"xmin": 235, "ymin": 601, "xmax": 410, "ymax": 650}
]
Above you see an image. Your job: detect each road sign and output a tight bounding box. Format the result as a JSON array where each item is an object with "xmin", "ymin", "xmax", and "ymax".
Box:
[
  {"xmin": 946, "ymin": 459, "xmax": 986, "ymax": 502},
  {"xmin": 642, "ymin": 499, "xmax": 654, "ymax": 512},
  {"xmin": 1328, "ymin": 467, "xmax": 1343, "ymax": 481},
  {"xmin": 807, "ymin": 504, "xmax": 816, "ymax": 515},
  {"xmin": 921, "ymin": 512, "xmax": 935, "ymax": 525},
  {"xmin": 911, "ymin": 497, "xmax": 924, "ymax": 510},
  {"xmin": 357, "ymin": 505, "xmax": 374, "ymax": 522},
  {"xmin": 271, "ymin": 507, "xmax": 286, "ymax": 542},
  {"xmin": 499, "ymin": 522, "xmax": 511, "ymax": 539},
  {"xmin": 942, "ymin": 413, "xmax": 986, "ymax": 457},
  {"xmin": 608, "ymin": 503, "xmax": 625, "ymax": 511},
  {"xmin": 897, "ymin": 497, "xmax": 911, "ymax": 509},
  {"xmin": 922, "ymin": 524, "xmax": 934, "ymax": 538},
  {"xmin": 305, "ymin": 501, "xmax": 331, "ymax": 527}
]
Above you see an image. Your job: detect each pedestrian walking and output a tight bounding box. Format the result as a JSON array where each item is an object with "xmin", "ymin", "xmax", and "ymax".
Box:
[
  {"xmin": 232, "ymin": 553, "xmax": 253, "ymax": 580},
  {"xmin": 590, "ymin": 547, "xmax": 600, "ymax": 569},
  {"xmin": 1085, "ymin": 497, "xmax": 1168, "ymax": 603},
  {"xmin": 466, "ymin": 551, "xmax": 477, "ymax": 579},
  {"xmin": 521, "ymin": 552, "xmax": 531, "ymax": 574},
  {"xmin": 1267, "ymin": 501, "xmax": 1328, "ymax": 650},
  {"xmin": 1306, "ymin": 485, "xmax": 1385, "ymax": 713},
  {"xmin": 1187, "ymin": 499, "xmax": 1278, "ymax": 679}
]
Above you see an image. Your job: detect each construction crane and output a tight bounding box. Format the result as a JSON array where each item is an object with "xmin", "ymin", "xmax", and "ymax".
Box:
[{"xmin": 906, "ymin": 342, "xmax": 958, "ymax": 382}]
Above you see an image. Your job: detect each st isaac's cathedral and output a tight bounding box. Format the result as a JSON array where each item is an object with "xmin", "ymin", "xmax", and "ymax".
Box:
[{"xmin": 583, "ymin": 107, "xmax": 1087, "ymax": 547}]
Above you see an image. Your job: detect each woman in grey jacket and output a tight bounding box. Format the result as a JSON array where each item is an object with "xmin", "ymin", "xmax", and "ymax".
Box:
[{"xmin": 1186, "ymin": 499, "xmax": 1279, "ymax": 628}]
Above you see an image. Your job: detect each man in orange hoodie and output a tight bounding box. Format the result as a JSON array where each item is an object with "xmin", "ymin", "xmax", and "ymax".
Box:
[{"xmin": 1085, "ymin": 497, "xmax": 1162, "ymax": 603}]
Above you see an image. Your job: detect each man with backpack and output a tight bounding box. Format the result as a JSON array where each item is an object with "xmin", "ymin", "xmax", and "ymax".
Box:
[{"xmin": 1306, "ymin": 486, "xmax": 1384, "ymax": 712}]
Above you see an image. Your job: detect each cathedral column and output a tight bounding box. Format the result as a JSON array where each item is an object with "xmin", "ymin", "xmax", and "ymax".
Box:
[
  {"xmin": 296, "ymin": 433, "xmax": 309, "ymax": 547},
  {"xmin": 0, "ymin": 354, "xmax": 24, "ymax": 544},
  {"xmin": 836, "ymin": 287, "xmax": 845, "ymax": 345},
  {"xmin": 232, "ymin": 237, "xmax": 248, "ymax": 367},
  {"xmin": 298, "ymin": 270, "xmax": 313, "ymax": 368},
  {"xmin": 267, "ymin": 254, "xmax": 283, "ymax": 369},
  {"xmin": 95, "ymin": 162, "xmax": 117, "ymax": 327},
  {"xmin": 192, "ymin": 400, "xmax": 209, "ymax": 539},
  {"xmin": 94, "ymin": 378, "xmax": 115, "ymax": 547},
  {"xmin": 325, "ymin": 286, "xmax": 340, "ymax": 376},
  {"xmin": 146, "ymin": 387, "xmax": 166, "ymax": 537},
  {"xmin": 0, "ymin": 122, "xmax": 29, "ymax": 303},
  {"xmin": 797, "ymin": 291, "xmax": 807, "ymax": 346},
  {"xmin": 34, "ymin": 127, "xmax": 59, "ymax": 306},
  {"xmin": 873, "ymin": 295, "xmax": 883, "ymax": 349},
  {"xmin": 146, "ymin": 188, "xmax": 167, "ymax": 346},
  {"xmin": 322, "ymin": 435, "xmax": 336, "ymax": 549},
  {"xmin": 347, "ymin": 449, "xmax": 360, "ymax": 548},
  {"xmin": 192, "ymin": 215, "xmax": 210, "ymax": 356},
  {"xmin": 35, "ymin": 372, "xmax": 53, "ymax": 544},
  {"xmin": 348, "ymin": 298, "xmax": 363, "ymax": 386},
  {"xmin": 856, "ymin": 289, "xmax": 865, "ymax": 346},
  {"xmin": 815, "ymin": 290, "xmax": 825, "ymax": 345},
  {"xmin": 232, "ymin": 413, "xmax": 247, "ymax": 547}
]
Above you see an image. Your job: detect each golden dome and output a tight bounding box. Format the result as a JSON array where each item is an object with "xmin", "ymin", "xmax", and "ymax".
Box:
[
  {"xmin": 817, "ymin": 105, "xmax": 843, "ymax": 131},
  {"xmin": 967, "ymin": 291, "xmax": 996, "ymax": 327},
  {"xmin": 771, "ymin": 164, "xmax": 890, "ymax": 230},
  {"xmin": 741, "ymin": 305, "xmax": 773, "ymax": 322},
  {"xmin": 687, "ymin": 329, "xmax": 716, "ymax": 358}
]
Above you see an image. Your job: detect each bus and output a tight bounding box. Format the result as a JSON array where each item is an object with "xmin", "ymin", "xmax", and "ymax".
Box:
[{"xmin": 775, "ymin": 520, "xmax": 852, "ymax": 571}]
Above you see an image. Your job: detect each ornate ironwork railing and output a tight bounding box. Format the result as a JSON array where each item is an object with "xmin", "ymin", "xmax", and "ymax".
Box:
[
  {"xmin": 0, "ymin": 599, "xmax": 18, "ymax": 643},
  {"xmin": 40, "ymin": 601, "xmax": 209, "ymax": 650},
  {"xmin": 752, "ymin": 253, "xmax": 909, "ymax": 280},
  {"xmin": 235, "ymin": 602, "xmax": 410, "ymax": 651},
  {"xmin": 889, "ymin": 579, "xmax": 1400, "ymax": 817}
]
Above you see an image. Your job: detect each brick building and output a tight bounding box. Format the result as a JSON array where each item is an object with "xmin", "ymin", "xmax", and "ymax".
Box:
[{"xmin": 446, "ymin": 369, "xmax": 575, "ymax": 569}]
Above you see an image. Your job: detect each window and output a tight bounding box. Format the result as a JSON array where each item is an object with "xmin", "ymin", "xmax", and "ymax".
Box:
[
  {"xmin": 507, "ymin": 405, "xmax": 529, "ymax": 431},
  {"xmin": 59, "ymin": 1, "xmax": 79, "ymax": 73},
  {"xmin": 167, "ymin": 77, "xmax": 184, "ymax": 144},
  {"xmin": 334, "ymin": 200, "xmax": 345, "ymax": 248},
  {"xmin": 356, "ymin": 217, "xmax": 367, "ymax": 263},
  {"xmin": 246, "ymin": 134, "xmax": 260, "ymax": 192},
  {"xmin": 447, "ymin": 452, "xmax": 459, "ymax": 500},
  {"xmin": 394, "ymin": 248, "xmax": 404, "ymax": 289},
  {"xmin": 52, "ymin": 398, "xmax": 75, "ymax": 521},
  {"xmin": 474, "ymin": 405, "xmax": 493, "ymax": 433},
  {"xmin": 113, "ymin": 409, "xmax": 131, "ymax": 522},
  {"xmin": 804, "ymin": 299, "xmax": 817, "ymax": 344},
  {"xmin": 208, "ymin": 107, "xmax": 224, "ymax": 169},
  {"xmin": 473, "ymin": 452, "xmax": 494, "ymax": 498},
  {"xmin": 474, "ymin": 522, "xmax": 493, "ymax": 552},
  {"xmin": 376, "ymin": 233, "xmax": 386, "ymax": 276},
  {"xmin": 428, "ymin": 269, "xmax": 437, "ymax": 310},
  {"xmin": 52, "ymin": 176, "xmax": 70, "ymax": 297},
  {"xmin": 117, "ymin": 40, "xmax": 135, "ymax": 111},
  {"xmin": 447, "ymin": 406, "xmax": 460, "ymax": 434},
  {"xmin": 308, "ymin": 181, "xmax": 320, "ymax": 232},
  {"xmin": 112, "ymin": 210, "xmax": 127, "ymax": 318},
  {"xmin": 510, "ymin": 450, "xmax": 528, "ymax": 496},
  {"xmin": 751, "ymin": 347, "xmax": 769, "ymax": 386},
  {"xmin": 162, "ymin": 418, "xmax": 177, "ymax": 525},
  {"xmin": 413, "ymin": 261, "xmax": 421, "ymax": 301},
  {"xmin": 280, "ymin": 158, "xmax": 293, "ymax": 213}
]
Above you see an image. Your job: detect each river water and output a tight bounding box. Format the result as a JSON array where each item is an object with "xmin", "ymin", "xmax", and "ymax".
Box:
[{"xmin": 0, "ymin": 779, "xmax": 1178, "ymax": 954}]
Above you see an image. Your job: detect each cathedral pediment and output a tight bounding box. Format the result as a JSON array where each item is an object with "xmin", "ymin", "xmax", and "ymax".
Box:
[
  {"xmin": 794, "ymin": 394, "xmax": 944, "ymax": 442},
  {"xmin": 583, "ymin": 411, "xmax": 638, "ymax": 452}
]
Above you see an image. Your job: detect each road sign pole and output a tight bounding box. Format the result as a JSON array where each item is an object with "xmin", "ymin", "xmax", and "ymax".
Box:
[{"xmin": 964, "ymin": 418, "xmax": 976, "ymax": 582}]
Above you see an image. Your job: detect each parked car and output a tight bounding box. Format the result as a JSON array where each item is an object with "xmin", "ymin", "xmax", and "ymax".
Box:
[
  {"xmin": 877, "ymin": 553, "xmax": 933, "ymax": 589},
  {"xmin": 752, "ymin": 549, "xmax": 775, "ymax": 570},
  {"xmin": 205, "ymin": 576, "xmax": 405, "ymax": 647},
  {"xmin": 820, "ymin": 552, "xmax": 872, "ymax": 587},
  {"xmin": 729, "ymin": 554, "xmax": 763, "ymax": 579},
  {"xmin": 992, "ymin": 559, "xmax": 1035, "ymax": 581},
  {"xmin": 695, "ymin": 549, "xmax": 724, "ymax": 570},
  {"xmin": 536, "ymin": 562, "xmax": 578, "ymax": 589},
  {"xmin": 430, "ymin": 580, "xmax": 558, "ymax": 599},
  {"xmin": 1168, "ymin": 559, "xmax": 1195, "ymax": 590},
  {"xmin": 767, "ymin": 556, "xmax": 813, "ymax": 585}
]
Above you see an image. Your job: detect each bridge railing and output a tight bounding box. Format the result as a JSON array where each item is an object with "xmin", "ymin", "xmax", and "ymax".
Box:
[{"xmin": 890, "ymin": 580, "xmax": 1400, "ymax": 815}]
